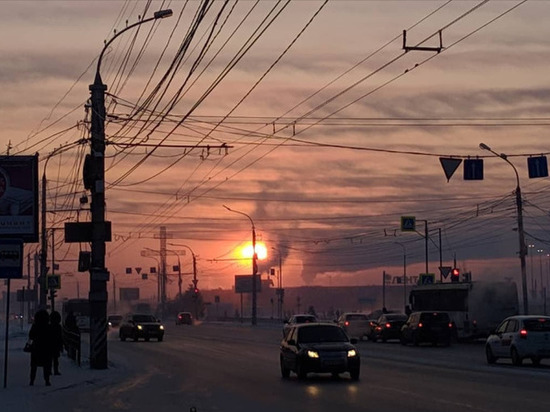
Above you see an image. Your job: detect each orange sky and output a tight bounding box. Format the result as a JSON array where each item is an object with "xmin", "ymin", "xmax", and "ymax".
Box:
[{"xmin": 1, "ymin": 1, "xmax": 550, "ymax": 303}]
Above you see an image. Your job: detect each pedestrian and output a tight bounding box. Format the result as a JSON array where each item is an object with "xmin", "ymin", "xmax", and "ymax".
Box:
[
  {"xmin": 28, "ymin": 309, "xmax": 53, "ymax": 386},
  {"xmin": 64, "ymin": 311, "xmax": 79, "ymax": 333},
  {"xmin": 49, "ymin": 310, "xmax": 63, "ymax": 375}
]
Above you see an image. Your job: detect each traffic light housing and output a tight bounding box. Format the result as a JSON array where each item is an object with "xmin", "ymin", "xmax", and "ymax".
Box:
[{"xmin": 451, "ymin": 268, "xmax": 460, "ymax": 282}]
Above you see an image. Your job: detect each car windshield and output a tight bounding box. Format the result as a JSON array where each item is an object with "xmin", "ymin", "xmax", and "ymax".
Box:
[
  {"xmin": 346, "ymin": 314, "xmax": 367, "ymax": 321},
  {"xmin": 109, "ymin": 315, "xmax": 122, "ymax": 320},
  {"xmin": 420, "ymin": 312, "xmax": 450, "ymax": 322},
  {"xmin": 294, "ymin": 315, "xmax": 316, "ymax": 323},
  {"xmin": 298, "ymin": 325, "xmax": 348, "ymax": 343},
  {"xmin": 524, "ymin": 318, "xmax": 550, "ymax": 331},
  {"xmin": 386, "ymin": 314, "xmax": 408, "ymax": 321},
  {"xmin": 133, "ymin": 315, "xmax": 157, "ymax": 323}
]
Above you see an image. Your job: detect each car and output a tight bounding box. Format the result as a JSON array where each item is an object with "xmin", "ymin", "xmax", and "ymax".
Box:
[
  {"xmin": 283, "ymin": 314, "xmax": 317, "ymax": 337},
  {"xmin": 400, "ymin": 311, "xmax": 453, "ymax": 346},
  {"xmin": 280, "ymin": 323, "xmax": 360, "ymax": 380},
  {"xmin": 337, "ymin": 312, "xmax": 370, "ymax": 340},
  {"xmin": 364, "ymin": 309, "xmax": 397, "ymax": 340},
  {"xmin": 107, "ymin": 314, "xmax": 123, "ymax": 328},
  {"xmin": 485, "ymin": 315, "xmax": 550, "ymax": 366},
  {"xmin": 119, "ymin": 313, "xmax": 165, "ymax": 342},
  {"xmin": 372, "ymin": 313, "xmax": 409, "ymax": 342},
  {"xmin": 176, "ymin": 311, "xmax": 193, "ymax": 325}
]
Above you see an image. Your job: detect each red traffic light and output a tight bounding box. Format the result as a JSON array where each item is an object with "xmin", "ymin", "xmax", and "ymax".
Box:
[{"xmin": 451, "ymin": 268, "xmax": 459, "ymax": 276}]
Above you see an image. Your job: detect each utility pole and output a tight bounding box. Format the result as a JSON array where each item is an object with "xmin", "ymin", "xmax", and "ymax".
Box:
[{"xmin": 86, "ymin": 8, "xmax": 173, "ymax": 370}]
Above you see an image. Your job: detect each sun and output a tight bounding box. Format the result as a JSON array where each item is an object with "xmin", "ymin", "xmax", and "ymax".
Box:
[{"xmin": 241, "ymin": 242, "xmax": 267, "ymax": 260}]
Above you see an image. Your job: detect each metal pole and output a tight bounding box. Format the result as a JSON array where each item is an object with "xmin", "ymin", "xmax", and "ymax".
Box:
[
  {"xmin": 480, "ymin": 143, "xmax": 529, "ymax": 314},
  {"xmin": 50, "ymin": 228, "xmax": 55, "ymax": 311},
  {"xmin": 439, "ymin": 228, "xmax": 442, "ymax": 283},
  {"xmin": 223, "ymin": 205, "xmax": 257, "ymax": 325},
  {"xmin": 40, "ymin": 172, "xmax": 48, "ymax": 309},
  {"xmin": 425, "ymin": 221, "xmax": 429, "ymax": 277},
  {"xmin": 87, "ymin": 8, "xmax": 172, "ymax": 370},
  {"xmin": 3, "ymin": 279, "xmax": 11, "ymax": 388}
]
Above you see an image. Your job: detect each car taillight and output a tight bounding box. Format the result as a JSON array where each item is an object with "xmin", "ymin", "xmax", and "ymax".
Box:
[
  {"xmin": 418, "ymin": 322, "xmax": 423, "ymax": 328},
  {"xmin": 520, "ymin": 329, "xmax": 528, "ymax": 339},
  {"xmin": 385, "ymin": 323, "xmax": 391, "ymax": 329},
  {"xmin": 345, "ymin": 321, "xmax": 349, "ymax": 326},
  {"xmin": 448, "ymin": 323, "xmax": 453, "ymax": 328}
]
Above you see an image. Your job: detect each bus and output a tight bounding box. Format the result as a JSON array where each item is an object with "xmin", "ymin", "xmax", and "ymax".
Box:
[
  {"xmin": 62, "ymin": 298, "xmax": 90, "ymax": 332},
  {"xmin": 409, "ymin": 281, "xmax": 519, "ymax": 340}
]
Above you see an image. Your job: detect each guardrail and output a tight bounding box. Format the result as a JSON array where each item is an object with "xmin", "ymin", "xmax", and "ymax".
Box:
[{"xmin": 62, "ymin": 327, "xmax": 81, "ymax": 367}]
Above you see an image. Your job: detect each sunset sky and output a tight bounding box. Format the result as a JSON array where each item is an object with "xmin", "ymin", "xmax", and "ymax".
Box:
[{"xmin": 1, "ymin": 0, "xmax": 550, "ymax": 302}]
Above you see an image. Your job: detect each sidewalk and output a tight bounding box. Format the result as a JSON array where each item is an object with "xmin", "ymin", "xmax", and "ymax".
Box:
[{"xmin": 1, "ymin": 323, "xmax": 131, "ymax": 412}]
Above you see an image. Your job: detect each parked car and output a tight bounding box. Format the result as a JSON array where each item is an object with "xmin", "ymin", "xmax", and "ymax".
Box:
[
  {"xmin": 400, "ymin": 311, "xmax": 453, "ymax": 346},
  {"xmin": 176, "ymin": 312, "xmax": 193, "ymax": 325},
  {"xmin": 485, "ymin": 315, "xmax": 550, "ymax": 366},
  {"xmin": 372, "ymin": 313, "xmax": 409, "ymax": 342},
  {"xmin": 337, "ymin": 312, "xmax": 370, "ymax": 340},
  {"xmin": 107, "ymin": 314, "xmax": 123, "ymax": 328},
  {"xmin": 280, "ymin": 323, "xmax": 360, "ymax": 380},
  {"xmin": 119, "ymin": 313, "xmax": 165, "ymax": 342},
  {"xmin": 283, "ymin": 314, "xmax": 317, "ymax": 337}
]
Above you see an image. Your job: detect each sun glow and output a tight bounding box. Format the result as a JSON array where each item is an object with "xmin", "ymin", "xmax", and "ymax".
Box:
[{"xmin": 241, "ymin": 242, "xmax": 267, "ymax": 260}]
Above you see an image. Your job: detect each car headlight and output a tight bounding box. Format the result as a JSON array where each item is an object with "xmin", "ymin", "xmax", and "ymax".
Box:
[
  {"xmin": 307, "ymin": 350, "xmax": 320, "ymax": 358},
  {"xmin": 347, "ymin": 349, "xmax": 357, "ymax": 358},
  {"xmin": 108, "ymin": 322, "xmax": 112, "ymax": 327},
  {"xmin": 137, "ymin": 325, "xmax": 143, "ymax": 330},
  {"xmin": 159, "ymin": 325, "xmax": 164, "ymax": 330}
]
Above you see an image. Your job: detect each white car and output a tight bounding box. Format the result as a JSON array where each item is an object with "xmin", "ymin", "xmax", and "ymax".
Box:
[
  {"xmin": 485, "ymin": 315, "xmax": 550, "ymax": 366},
  {"xmin": 337, "ymin": 312, "xmax": 370, "ymax": 340}
]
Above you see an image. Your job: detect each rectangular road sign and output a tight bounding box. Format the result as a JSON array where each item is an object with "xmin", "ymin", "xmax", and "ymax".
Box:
[
  {"xmin": 235, "ymin": 275, "xmax": 262, "ymax": 293},
  {"xmin": 47, "ymin": 274, "xmax": 61, "ymax": 289},
  {"xmin": 0, "ymin": 239, "xmax": 23, "ymax": 279},
  {"xmin": 401, "ymin": 216, "xmax": 416, "ymax": 232}
]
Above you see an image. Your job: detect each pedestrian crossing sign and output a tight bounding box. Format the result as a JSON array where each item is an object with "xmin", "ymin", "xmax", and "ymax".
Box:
[{"xmin": 401, "ymin": 216, "xmax": 416, "ymax": 232}]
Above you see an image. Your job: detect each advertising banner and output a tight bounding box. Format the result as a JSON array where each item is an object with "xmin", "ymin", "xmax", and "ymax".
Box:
[{"xmin": 0, "ymin": 155, "xmax": 39, "ymax": 242}]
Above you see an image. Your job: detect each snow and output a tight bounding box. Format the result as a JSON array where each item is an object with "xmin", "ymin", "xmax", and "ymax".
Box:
[{"xmin": 1, "ymin": 321, "xmax": 132, "ymax": 412}]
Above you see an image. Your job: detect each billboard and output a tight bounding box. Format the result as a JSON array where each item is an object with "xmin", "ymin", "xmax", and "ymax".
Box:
[
  {"xmin": 235, "ymin": 275, "xmax": 262, "ymax": 294},
  {"xmin": 119, "ymin": 287, "xmax": 140, "ymax": 301},
  {"xmin": 0, "ymin": 155, "xmax": 39, "ymax": 242}
]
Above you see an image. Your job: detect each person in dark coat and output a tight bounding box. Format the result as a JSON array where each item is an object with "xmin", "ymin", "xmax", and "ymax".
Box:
[
  {"xmin": 28, "ymin": 309, "xmax": 53, "ymax": 386},
  {"xmin": 49, "ymin": 311, "xmax": 63, "ymax": 375}
]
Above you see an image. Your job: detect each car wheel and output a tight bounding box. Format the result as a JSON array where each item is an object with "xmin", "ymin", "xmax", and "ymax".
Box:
[
  {"xmin": 350, "ymin": 368, "xmax": 360, "ymax": 381},
  {"xmin": 158, "ymin": 336, "xmax": 163, "ymax": 342},
  {"xmin": 485, "ymin": 345, "xmax": 497, "ymax": 364},
  {"xmin": 413, "ymin": 333, "xmax": 420, "ymax": 346},
  {"xmin": 531, "ymin": 357, "xmax": 541, "ymax": 366},
  {"xmin": 511, "ymin": 347, "xmax": 522, "ymax": 366},
  {"xmin": 280, "ymin": 357, "xmax": 290, "ymax": 379},
  {"xmin": 120, "ymin": 332, "xmax": 126, "ymax": 342},
  {"xmin": 296, "ymin": 361, "xmax": 307, "ymax": 380},
  {"xmin": 132, "ymin": 332, "xmax": 138, "ymax": 342}
]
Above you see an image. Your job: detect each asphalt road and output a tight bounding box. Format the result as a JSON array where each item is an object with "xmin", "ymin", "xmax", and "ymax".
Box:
[{"xmin": 86, "ymin": 321, "xmax": 550, "ymax": 412}]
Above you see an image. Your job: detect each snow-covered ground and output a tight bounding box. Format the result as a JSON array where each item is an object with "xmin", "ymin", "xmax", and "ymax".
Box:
[{"xmin": 1, "ymin": 321, "xmax": 132, "ymax": 412}]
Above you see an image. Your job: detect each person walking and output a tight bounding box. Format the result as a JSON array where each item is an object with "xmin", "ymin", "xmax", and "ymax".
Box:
[
  {"xmin": 49, "ymin": 310, "xmax": 63, "ymax": 375},
  {"xmin": 28, "ymin": 309, "xmax": 53, "ymax": 386}
]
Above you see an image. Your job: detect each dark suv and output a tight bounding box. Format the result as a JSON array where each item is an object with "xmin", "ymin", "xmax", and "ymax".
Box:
[{"xmin": 400, "ymin": 311, "xmax": 453, "ymax": 346}]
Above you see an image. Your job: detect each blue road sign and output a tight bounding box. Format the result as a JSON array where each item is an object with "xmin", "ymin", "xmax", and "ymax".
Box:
[
  {"xmin": 0, "ymin": 239, "xmax": 23, "ymax": 279},
  {"xmin": 464, "ymin": 159, "xmax": 484, "ymax": 180},
  {"xmin": 528, "ymin": 156, "xmax": 548, "ymax": 179},
  {"xmin": 401, "ymin": 216, "xmax": 416, "ymax": 232}
]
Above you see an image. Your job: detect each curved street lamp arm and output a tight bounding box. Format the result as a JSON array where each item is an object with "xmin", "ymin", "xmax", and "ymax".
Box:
[{"xmin": 95, "ymin": 9, "xmax": 173, "ymax": 81}]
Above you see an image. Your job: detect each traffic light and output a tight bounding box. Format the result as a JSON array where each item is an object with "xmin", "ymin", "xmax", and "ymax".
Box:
[
  {"xmin": 451, "ymin": 268, "xmax": 460, "ymax": 282},
  {"xmin": 192, "ymin": 288, "xmax": 199, "ymax": 299}
]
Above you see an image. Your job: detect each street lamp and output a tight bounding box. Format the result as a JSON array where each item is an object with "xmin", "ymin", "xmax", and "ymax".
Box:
[
  {"xmin": 271, "ymin": 247, "xmax": 284, "ymax": 320},
  {"xmin": 168, "ymin": 243, "xmax": 199, "ymax": 320},
  {"xmin": 223, "ymin": 205, "xmax": 258, "ymax": 325},
  {"xmin": 479, "ymin": 143, "xmax": 528, "ymax": 315},
  {"xmin": 395, "ymin": 242, "xmax": 407, "ymax": 310},
  {"xmin": 87, "ymin": 9, "xmax": 173, "ymax": 370}
]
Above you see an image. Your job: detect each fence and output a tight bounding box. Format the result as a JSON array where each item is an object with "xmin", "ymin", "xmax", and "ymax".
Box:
[{"xmin": 62, "ymin": 327, "xmax": 81, "ymax": 367}]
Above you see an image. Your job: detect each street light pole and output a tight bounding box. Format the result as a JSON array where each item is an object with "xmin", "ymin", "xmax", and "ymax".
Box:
[
  {"xmin": 224, "ymin": 205, "xmax": 257, "ymax": 325},
  {"xmin": 480, "ymin": 143, "xmax": 529, "ymax": 315},
  {"xmin": 168, "ymin": 243, "xmax": 199, "ymax": 319},
  {"xmin": 395, "ymin": 242, "xmax": 407, "ymax": 310},
  {"xmin": 87, "ymin": 9, "xmax": 172, "ymax": 369}
]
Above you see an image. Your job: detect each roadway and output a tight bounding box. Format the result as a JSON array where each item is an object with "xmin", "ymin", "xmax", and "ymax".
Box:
[{"xmin": 81, "ymin": 321, "xmax": 550, "ymax": 412}]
